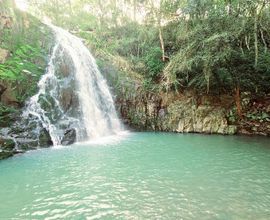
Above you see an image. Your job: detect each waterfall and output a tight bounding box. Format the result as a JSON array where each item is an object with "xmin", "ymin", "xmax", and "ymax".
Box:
[{"xmin": 22, "ymin": 25, "xmax": 122, "ymax": 145}]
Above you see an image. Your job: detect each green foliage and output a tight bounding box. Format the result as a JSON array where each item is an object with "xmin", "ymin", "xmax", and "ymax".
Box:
[
  {"xmin": 0, "ymin": 45, "xmax": 44, "ymax": 81},
  {"xmin": 0, "ymin": 103, "xmax": 18, "ymax": 126},
  {"xmin": 0, "ymin": 103, "xmax": 17, "ymax": 115},
  {"xmin": 144, "ymin": 47, "xmax": 164, "ymax": 78},
  {"xmin": 0, "ymin": 4, "xmax": 52, "ymax": 105},
  {"xmin": 227, "ymin": 108, "xmax": 237, "ymax": 124},
  {"xmin": 27, "ymin": 0, "xmax": 270, "ymax": 97},
  {"xmin": 246, "ymin": 111, "xmax": 270, "ymax": 122},
  {"xmin": 163, "ymin": 9, "xmax": 270, "ymax": 95}
]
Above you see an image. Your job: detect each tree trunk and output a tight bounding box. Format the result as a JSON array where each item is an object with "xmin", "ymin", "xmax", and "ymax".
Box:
[
  {"xmin": 235, "ymin": 86, "xmax": 242, "ymax": 119},
  {"xmin": 159, "ymin": 26, "xmax": 165, "ymax": 62},
  {"xmin": 156, "ymin": 0, "xmax": 165, "ymax": 62},
  {"xmin": 254, "ymin": 1, "xmax": 266, "ymax": 64},
  {"xmin": 144, "ymin": 97, "xmax": 148, "ymax": 129},
  {"xmin": 133, "ymin": 0, "xmax": 136, "ymax": 21},
  {"xmin": 53, "ymin": 0, "xmax": 60, "ymax": 24},
  {"xmin": 68, "ymin": 0, "xmax": 72, "ymax": 15},
  {"xmin": 254, "ymin": 9, "xmax": 258, "ymax": 67},
  {"xmin": 227, "ymin": 0, "xmax": 232, "ymax": 15},
  {"xmin": 97, "ymin": 0, "xmax": 105, "ymax": 29},
  {"xmin": 112, "ymin": 0, "xmax": 118, "ymax": 27}
]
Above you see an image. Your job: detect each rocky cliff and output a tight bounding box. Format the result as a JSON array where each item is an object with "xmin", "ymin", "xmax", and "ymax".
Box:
[{"xmin": 97, "ymin": 54, "xmax": 270, "ymax": 137}]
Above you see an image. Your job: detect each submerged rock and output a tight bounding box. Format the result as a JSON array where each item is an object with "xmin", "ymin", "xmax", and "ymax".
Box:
[
  {"xmin": 0, "ymin": 150, "xmax": 13, "ymax": 160},
  {"xmin": 61, "ymin": 129, "xmax": 76, "ymax": 145}
]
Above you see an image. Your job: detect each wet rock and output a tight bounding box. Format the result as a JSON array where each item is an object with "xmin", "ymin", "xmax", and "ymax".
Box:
[
  {"xmin": 13, "ymin": 149, "xmax": 25, "ymax": 154},
  {"xmin": 59, "ymin": 62, "xmax": 71, "ymax": 77},
  {"xmin": 19, "ymin": 141, "xmax": 40, "ymax": 151},
  {"xmin": 39, "ymin": 95, "xmax": 55, "ymax": 112},
  {"xmin": 59, "ymin": 88, "xmax": 74, "ymax": 112},
  {"xmin": 39, "ymin": 129, "xmax": 53, "ymax": 147},
  {"xmin": 61, "ymin": 129, "xmax": 76, "ymax": 145},
  {"xmin": 0, "ymin": 138, "xmax": 15, "ymax": 160},
  {"xmin": 0, "ymin": 151, "xmax": 13, "ymax": 160},
  {"xmin": 0, "ymin": 138, "xmax": 16, "ymax": 151},
  {"xmin": 55, "ymin": 51, "xmax": 74, "ymax": 78}
]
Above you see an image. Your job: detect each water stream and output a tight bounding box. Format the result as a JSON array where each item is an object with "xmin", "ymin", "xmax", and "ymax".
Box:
[{"xmin": 22, "ymin": 25, "xmax": 122, "ymax": 145}]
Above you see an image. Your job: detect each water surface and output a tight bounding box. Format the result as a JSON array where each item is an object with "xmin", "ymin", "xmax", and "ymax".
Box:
[{"xmin": 0, "ymin": 132, "xmax": 270, "ymax": 219}]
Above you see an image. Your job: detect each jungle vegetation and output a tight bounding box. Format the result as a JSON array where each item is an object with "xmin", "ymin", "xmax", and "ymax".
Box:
[{"xmin": 4, "ymin": 0, "xmax": 270, "ymax": 118}]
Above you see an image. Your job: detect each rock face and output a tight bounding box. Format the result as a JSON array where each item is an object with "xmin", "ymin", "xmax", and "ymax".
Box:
[
  {"xmin": 163, "ymin": 98, "xmax": 237, "ymax": 134},
  {"xmin": 0, "ymin": 48, "xmax": 10, "ymax": 63},
  {"xmin": 99, "ymin": 55, "xmax": 268, "ymax": 136},
  {"xmin": 117, "ymin": 91, "xmax": 237, "ymax": 135},
  {"xmin": 100, "ymin": 60, "xmax": 238, "ymax": 135},
  {"xmin": 0, "ymin": 85, "xmax": 20, "ymax": 107}
]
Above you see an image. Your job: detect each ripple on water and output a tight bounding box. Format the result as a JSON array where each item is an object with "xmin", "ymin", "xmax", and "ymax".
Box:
[{"xmin": 0, "ymin": 133, "xmax": 270, "ymax": 219}]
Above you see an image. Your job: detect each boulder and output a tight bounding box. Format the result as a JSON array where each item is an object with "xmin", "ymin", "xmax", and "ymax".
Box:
[
  {"xmin": 0, "ymin": 48, "xmax": 9, "ymax": 63},
  {"xmin": 1, "ymin": 86, "xmax": 20, "ymax": 107},
  {"xmin": 61, "ymin": 129, "xmax": 76, "ymax": 145},
  {"xmin": 0, "ymin": 83, "xmax": 7, "ymax": 97},
  {"xmin": 0, "ymin": 12, "xmax": 13, "ymax": 29}
]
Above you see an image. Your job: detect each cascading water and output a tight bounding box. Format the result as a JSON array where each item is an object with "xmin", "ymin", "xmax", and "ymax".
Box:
[{"xmin": 21, "ymin": 25, "xmax": 122, "ymax": 146}]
